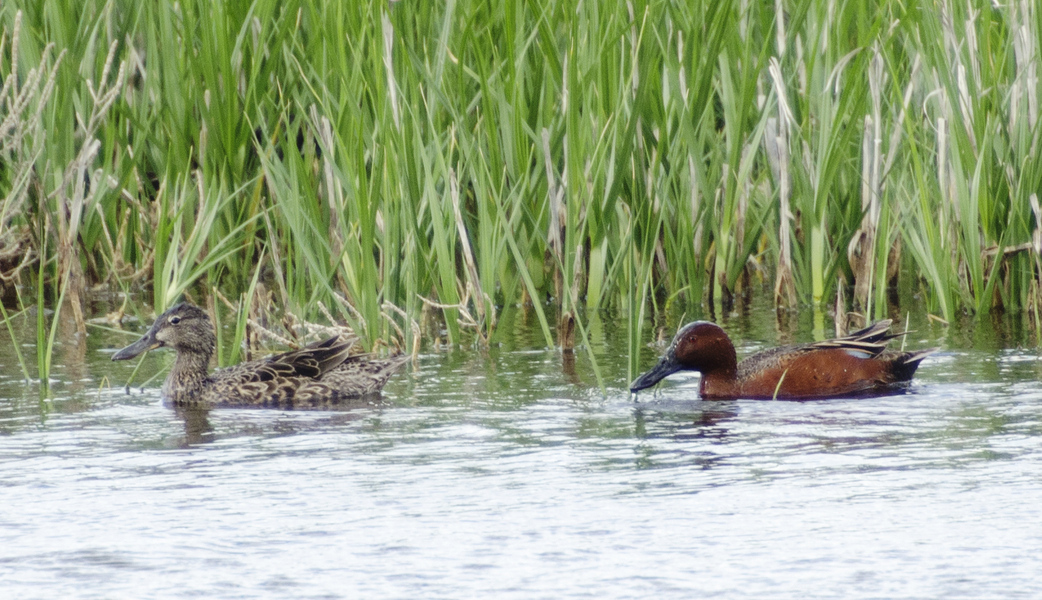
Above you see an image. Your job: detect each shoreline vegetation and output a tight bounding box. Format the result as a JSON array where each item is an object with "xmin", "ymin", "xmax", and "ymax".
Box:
[{"xmin": 1, "ymin": 0, "xmax": 1041, "ymax": 389}]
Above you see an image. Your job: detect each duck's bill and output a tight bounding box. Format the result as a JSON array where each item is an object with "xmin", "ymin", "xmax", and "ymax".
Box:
[
  {"xmin": 629, "ymin": 357, "xmax": 681, "ymax": 392},
  {"xmin": 112, "ymin": 331, "xmax": 161, "ymax": 361}
]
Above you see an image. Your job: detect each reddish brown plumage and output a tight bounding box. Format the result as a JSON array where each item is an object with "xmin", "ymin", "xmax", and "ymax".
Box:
[{"xmin": 631, "ymin": 320, "xmax": 935, "ymax": 400}]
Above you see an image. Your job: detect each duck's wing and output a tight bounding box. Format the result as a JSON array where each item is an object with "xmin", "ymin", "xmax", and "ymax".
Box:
[
  {"xmin": 206, "ymin": 337, "xmax": 407, "ymax": 408},
  {"xmin": 210, "ymin": 336, "xmax": 355, "ymax": 387},
  {"xmin": 267, "ymin": 336, "xmax": 356, "ymax": 378},
  {"xmin": 738, "ymin": 320, "xmax": 903, "ymax": 378},
  {"xmin": 809, "ymin": 320, "xmax": 902, "ymax": 357}
]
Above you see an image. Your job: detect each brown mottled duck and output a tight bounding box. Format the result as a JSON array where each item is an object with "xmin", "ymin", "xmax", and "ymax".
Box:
[{"xmin": 112, "ymin": 303, "xmax": 408, "ymax": 409}]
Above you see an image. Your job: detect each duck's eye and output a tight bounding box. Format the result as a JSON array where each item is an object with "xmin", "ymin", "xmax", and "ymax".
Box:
[{"xmin": 169, "ymin": 316, "xmax": 182, "ymax": 325}]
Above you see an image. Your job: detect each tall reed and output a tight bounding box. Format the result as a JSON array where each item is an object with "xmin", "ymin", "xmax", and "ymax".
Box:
[{"xmin": 1, "ymin": 0, "xmax": 1042, "ymax": 389}]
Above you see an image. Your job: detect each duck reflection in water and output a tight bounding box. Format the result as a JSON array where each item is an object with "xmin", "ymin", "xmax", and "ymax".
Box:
[
  {"xmin": 632, "ymin": 401, "xmax": 740, "ymax": 443},
  {"xmin": 171, "ymin": 403, "xmax": 382, "ymax": 448},
  {"xmin": 629, "ymin": 401, "xmax": 741, "ymax": 472},
  {"xmin": 175, "ymin": 406, "xmax": 215, "ymax": 446}
]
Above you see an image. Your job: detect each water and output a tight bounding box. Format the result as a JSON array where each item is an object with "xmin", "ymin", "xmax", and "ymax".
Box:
[{"xmin": 2, "ymin": 306, "xmax": 1042, "ymax": 599}]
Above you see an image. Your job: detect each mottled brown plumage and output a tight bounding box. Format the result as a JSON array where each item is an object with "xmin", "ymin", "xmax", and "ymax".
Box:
[{"xmin": 112, "ymin": 303, "xmax": 407, "ymax": 409}]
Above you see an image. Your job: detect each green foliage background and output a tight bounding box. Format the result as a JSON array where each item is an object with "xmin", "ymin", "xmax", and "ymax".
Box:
[{"xmin": 2, "ymin": 0, "xmax": 1041, "ymax": 382}]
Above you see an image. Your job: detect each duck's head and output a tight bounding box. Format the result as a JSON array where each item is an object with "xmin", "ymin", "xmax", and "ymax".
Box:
[
  {"xmin": 112, "ymin": 303, "xmax": 216, "ymax": 361},
  {"xmin": 629, "ymin": 321, "xmax": 737, "ymax": 392}
]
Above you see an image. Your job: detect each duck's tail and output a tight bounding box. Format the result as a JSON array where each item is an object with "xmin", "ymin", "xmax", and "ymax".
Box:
[
  {"xmin": 326, "ymin": 353, "xmax": 411, "ymax": 395},
  {"xmin": 890, "ymin": 348, "xmax": 938, "ymax": 382}
]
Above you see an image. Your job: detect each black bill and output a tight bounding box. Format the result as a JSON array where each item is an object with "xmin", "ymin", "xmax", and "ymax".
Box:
[
  {"xmin": 112, "ymin": 329, "xmax": 161, "ymax": 361},
  {"xmin": 629, "ymin": 355, "xmax": 681, "ymax": 392}
]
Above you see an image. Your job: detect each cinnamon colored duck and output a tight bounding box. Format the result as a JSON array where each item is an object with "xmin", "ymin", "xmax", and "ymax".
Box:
[
  {"xmin": 630, "ymin": 320, "xmax": 934, "ymax": 400},
  {"xmin": 112, "ymin": 303, "xmax": 408, "ymax": 409}
]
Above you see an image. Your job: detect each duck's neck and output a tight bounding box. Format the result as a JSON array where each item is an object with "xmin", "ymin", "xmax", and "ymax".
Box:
[
  {"xmin": 163, "ymin": 349, "xmax": 212, "ymax": 403},
  {"xmin": 697, "ymin": 345, "xmax": 739, "ymax": 399},
  {"xmin": 699, "ymin": 368, "xmax": 739, "ymax": 399}
]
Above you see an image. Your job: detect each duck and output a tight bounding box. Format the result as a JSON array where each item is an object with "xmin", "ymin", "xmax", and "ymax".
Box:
[
  {"xmin": 630, "ymin": 320, "xmax": 935, "ymax": 400},
  {"xmin": 112, "ymin": 303, "xmax": 408, "ymax": 409}
]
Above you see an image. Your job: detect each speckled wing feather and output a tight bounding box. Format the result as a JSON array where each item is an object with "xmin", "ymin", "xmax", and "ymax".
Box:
[
  {"xmin": 210, "ymin": 336, "xmax": 353, "ymax": 384},
  {"xmin": 320, "ymin": 353, "xmax": 411, "ymax": 394},
  {"xmin": 201, "ymin": 337, "xmax": 408, "ymax": 408}
]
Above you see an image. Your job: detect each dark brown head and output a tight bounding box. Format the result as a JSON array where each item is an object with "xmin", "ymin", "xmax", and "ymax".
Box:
[
  {"xmin": 629, "ymin": 321, "xmax": 738, "ymax": 392},
  {"xmin": 112, "ymin": 303, "xmax": 216, "ymax": 362}
]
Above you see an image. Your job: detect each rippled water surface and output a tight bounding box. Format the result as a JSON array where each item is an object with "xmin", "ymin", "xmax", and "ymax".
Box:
[{"xmin": 3, "ymin": 307, "xmax": 1042, "ymax": 599}]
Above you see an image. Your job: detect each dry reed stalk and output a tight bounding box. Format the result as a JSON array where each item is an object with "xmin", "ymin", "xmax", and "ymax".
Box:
[
  {"xmin": 767, "ymin": 57, "xmax": 796, "ymax": 307},
  {"xmin": 542, "ymin": 127, "xmax": 565, "ymax": 296},
  {"xmin": 449, "ymin": 168, "xmax": 489, "ymax": 340},
  {"xmin": 1011, "ymin": 0, "xmax": 1038, "ymax": 130},
  {"xmin": 316, "ymin": 108, "xmax": 344, "ymax": 268},
  {"xmin": 1, "ymin": 15, "xmax": 64, "ymax": 286},
  {"xmin": 848, "ymin": 47, "xmax": 884, "ymax": 311},
  {"xmin": 53, "ymin": 40, "xmax": 125, "ymax": 333}
]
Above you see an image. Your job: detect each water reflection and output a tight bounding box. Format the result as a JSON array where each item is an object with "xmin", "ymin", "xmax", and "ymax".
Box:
[
  {"xmin": 622, "ymin": 400, "xmax": 742, "ymax": 474},
  {"xmin": 561, "ymin": 350, "xmax": 580, "ymax": 386},
  {"xmin": 175, "ymin": 407, "xmax": 214, "ymax": 446},
  {"xmin": 168, "ymin": 400, "xmax": 388, "ymax": 448},
  {"xmin": 632, "ymin": 401, "xmax": 739, "ymax": 442},
  {"xmin": 4, "ymin": 301, "xmax": 1042, "ymax": 599}
]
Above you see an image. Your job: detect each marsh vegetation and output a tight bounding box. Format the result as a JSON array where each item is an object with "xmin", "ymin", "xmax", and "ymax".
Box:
[{"xmin": 1, "ymin": 0, "xmax": 1040, "ymax": 387}]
